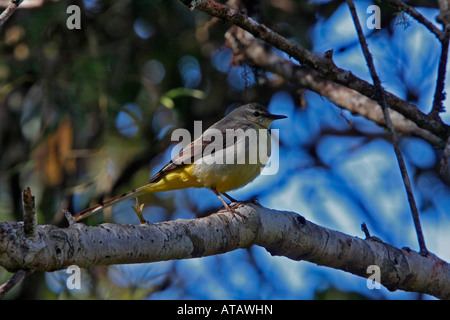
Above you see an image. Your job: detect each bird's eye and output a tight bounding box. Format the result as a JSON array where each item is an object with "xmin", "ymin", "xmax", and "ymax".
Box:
[{"xmin": 253, "ymin": 111, "xmax": 260, "ymax": 117}]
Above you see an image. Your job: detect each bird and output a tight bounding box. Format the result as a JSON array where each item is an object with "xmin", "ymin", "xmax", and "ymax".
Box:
[{"xmin": 73, "ymin": 103, "xmax": 286, "ymax": 222}]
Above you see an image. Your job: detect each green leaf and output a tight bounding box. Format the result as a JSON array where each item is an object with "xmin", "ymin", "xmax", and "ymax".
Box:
[{"xmin": 159, "ymin": 88, "xmax": 205, "ymax": 109}]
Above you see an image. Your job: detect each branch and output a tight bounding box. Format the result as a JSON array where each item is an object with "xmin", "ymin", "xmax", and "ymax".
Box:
[
  {"xmin": 346, "ymin": 0, "xmax": 427, "ymax": 255},
  {"xmin": 0, "ymin": 0, "xmax": 24, "ymax": 27},
  {"xmin": 224, "ymin": 26, "xmax": 445, "ymax": 147},
  {"xmin": 180, "ymin": 0, "xmax": 450, "ymax": 141},
  {"xmin": 0, "ymin": 186, "xmax": 38, "ymax": 298},
  {"xmin": 1, "ymin": 204, "xmax": 449, "ymax": 299},
  {"xmin": 381, "ymin": 1, "xmax": 449, "ymax": 119},
  {"xmin": 0, "ymin": 269, "xmax": 31, "ymax": 299},
  {"xmin": 22, "ymin": 187, "xmax": 37, "ymax": 239},
  {"xmin": 430, "ymin": 28, "xmax": 449, "ymax": 119},
  {"xmin": 383, "ymin": 0, "xmax": 445, "ymax": 41}
]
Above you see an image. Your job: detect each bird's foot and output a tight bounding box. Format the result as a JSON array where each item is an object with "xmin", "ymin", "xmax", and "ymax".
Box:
[{"xmin": 220, "ymin": 204, "xmax": 248, "ymax": 222}]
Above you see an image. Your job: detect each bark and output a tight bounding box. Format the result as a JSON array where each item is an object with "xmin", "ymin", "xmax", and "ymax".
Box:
[{"xmin": 1, "ymin": 203, "xmax": 449, "ymax": 299}]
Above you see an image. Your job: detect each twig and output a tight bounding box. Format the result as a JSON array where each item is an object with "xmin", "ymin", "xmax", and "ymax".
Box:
[
  {"xmin": 430, "ymin": 28, "xmax": 449, "ymax": 119},
  {"xmin": 346, "ymin": 0, "xmax": 428, "ymax": 256},
  {"xmin": 383, "ymin": 0, "xmax": 445, "ymax": 41},
  {"xmin": 0, "ymin": 269, "xmax": 31, "ymax": 299},
  {"xmin": 383, "ymin": 0, "xmax": 449, "ymax": 118},
  {"xmin": 361, "ymin": 222, "xmax": 371, "ymax": 238},
  {"xmin": 63, "ymin": 209, "xmax": 76, "ymax": 226},
  {"xmin": 22, "ymin": 187, "xmax": 37, "ymax": 239},
  {"xmin": 0, "ymin": 0, "xmax": 24, "ymax": 27}
]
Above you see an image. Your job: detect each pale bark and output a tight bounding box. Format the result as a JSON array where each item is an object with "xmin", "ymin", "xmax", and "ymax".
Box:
[{"xmin": 1, "ymin": 203, "xmax": 449, "ymax": 299}]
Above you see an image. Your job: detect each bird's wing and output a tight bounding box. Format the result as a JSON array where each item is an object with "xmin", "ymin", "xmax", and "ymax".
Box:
[{"xmin": 149, "ymin": 127, "xmax": 229, "ymax": 183}]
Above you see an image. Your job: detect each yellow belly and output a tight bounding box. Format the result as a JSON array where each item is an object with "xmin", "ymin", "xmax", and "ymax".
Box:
[
  {"xmin": 193, "ymin": 162, "xmax": 265, "ymax": 193},
  {"xmin": 139, "ymin": 164, "xmax": 203, "ymax": 193},
  {"xmin": 140, "ymin": 162, "xmax": 264, "ymax": 195}
]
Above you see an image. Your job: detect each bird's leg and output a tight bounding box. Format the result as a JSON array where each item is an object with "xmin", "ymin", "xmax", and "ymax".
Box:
[
  {"xmin": 221, "ymin": 192, "xmax": 239, "ymax": 203},
  {"xmin": 210, "ymin": 187, "xmax": 246, "ymax": 220},
  {"xmin": 222, "ymin": 192, "xmax": 259, "ymax": 209}
]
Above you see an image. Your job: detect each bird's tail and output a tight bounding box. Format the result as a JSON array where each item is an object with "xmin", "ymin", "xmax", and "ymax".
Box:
[
  {"xmin": 73, "ymin": 164, "xmax": 200, "ymax": 222},
  {"xmin": 73, "ymin": 186, "xmax": 147, "ymax": 222}
]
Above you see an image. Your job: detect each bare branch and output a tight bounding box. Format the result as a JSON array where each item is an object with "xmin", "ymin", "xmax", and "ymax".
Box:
[
  {"xmin": 0, "ymin": 269, "xmax": 31, "ymax": 299},
  {"xmin": 22, "ymin": 187, "xmax": 37, "ymax": 239},
  {"xmin": 181, "ymin": 0, "xmax": 450, "ymax": 141},
  {"xmin": 0, "ymin": 0, "xmax": 24, "ymax": 27},
  {"xmin": 1, "ymin": 204, "xmax": 449, "ymax": 299},
  {"xmin": 383, "ymin": 0, "xmax": 450, "ymax": 120},
  {"xmin": 224, "ymin": 26, "xmax": 445, "ymax": 147},
  {"xmin": 430, "ymin": 28, "xmax": 449, "ymax": 119},
  {"xmin": 383, "ymin": 0, "xmax": 445, "ymax": 41},
  {"xmin": 63, "ymin": 209, "xmax": 76, "ymax": 226},
  {"xmin": 346, "ymin": 0, "xmax": 427, "ymax": 256}
]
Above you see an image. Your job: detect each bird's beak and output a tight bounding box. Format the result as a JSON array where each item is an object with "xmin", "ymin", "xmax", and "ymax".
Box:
[{"xmin": 267, "ymin": 113, "xmax": 287, "ymax": 120}]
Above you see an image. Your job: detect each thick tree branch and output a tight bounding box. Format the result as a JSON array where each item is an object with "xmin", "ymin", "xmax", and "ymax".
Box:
[
  {"xmin": 0, "ymin": 186, "xmax": 38, "ymax": 298},
  {"xmin": 224, "ymin": 27, "xmax": 445, "ymax": 147},
  {"xmin": 181, "ymin": 0, "xmax": 450, "ymax": 141},
  {"xmin": 1, "ymin": 204, "xmax": 449, "ymax": 299}
]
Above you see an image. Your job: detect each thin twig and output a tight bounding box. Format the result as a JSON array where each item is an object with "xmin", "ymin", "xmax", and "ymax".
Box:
[
  {"xmin": 0, "ymin": 269, "xmax": 31, "ymax": 299},
  {"xmin": 63, "ymin": 209, "xmax": 76, "ymax": 226},
  {"xmin": 1, "ymin": 205, "xmax": 450, "ymax": 298},
  {"xmin": 383, "ymin": 0, "xmax": 445, "ymax": 41},
  {"xmin": 22, "ymin": 187, "xmax": 37, "ymax": 239},
  {"xmin": 383, "ymin": 0, "xmax": 449, "ymax": 119},
  {"xmin": 361, "ymin": 222, "xmax": 371, "ymax": 239},
  {"xmin": 430, "ymin": 28, "xmax": 449, "ymax": 119},
  {"xmin": 0, "ymin": 0, "xmax": 24, "ymax": 27},
  {"xmin": 346, "ymin": 0, "xmax": 428, "ymax": 256}
]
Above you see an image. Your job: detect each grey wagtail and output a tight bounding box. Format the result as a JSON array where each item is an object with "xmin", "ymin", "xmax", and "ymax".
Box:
[{"xmin": 73, "ymin": 103, "xmax": 286, "ymax": 222}]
